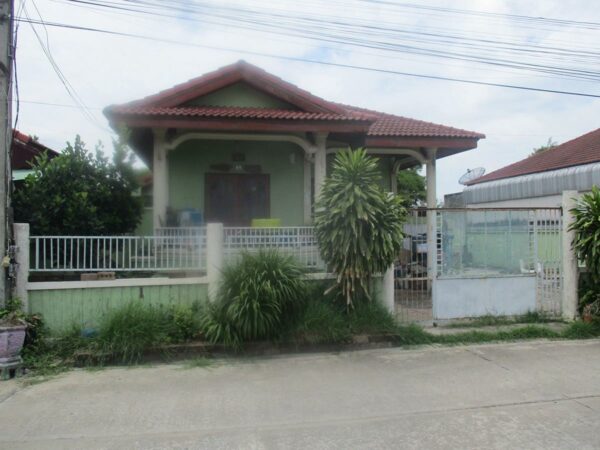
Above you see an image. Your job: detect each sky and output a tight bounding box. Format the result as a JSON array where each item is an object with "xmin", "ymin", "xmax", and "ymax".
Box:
[{"xmin": 13, "ymin": 0, "xmax": 600, "ymax": 200}]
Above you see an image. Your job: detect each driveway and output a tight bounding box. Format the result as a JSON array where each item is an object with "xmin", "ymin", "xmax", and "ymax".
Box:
[{"xmin": 1, "ymin": 340, "xmax": 599, "ymax": 449}]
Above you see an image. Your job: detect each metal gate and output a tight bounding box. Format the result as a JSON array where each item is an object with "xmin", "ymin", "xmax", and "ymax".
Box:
[
  {"xmin": 395, "ymin": 209, "xmax": 432, "ymax": 322},
  {"xmin": 395, "ymin": 208, "xmax": 563, "ymax": 322}
]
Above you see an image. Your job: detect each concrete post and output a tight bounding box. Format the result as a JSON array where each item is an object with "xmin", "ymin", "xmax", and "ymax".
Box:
[
  {"xmin": 425, "ymin": 148, "xmax": 437, "ymax": 281},
  {"xmin": 13, "ymin": 223, "xmax": 29, "ymax": 311},
  {"xmin": 206, "ymin": 222, "xmax": 224, "ymax": 300},
  {"xmin": 303, "ymin": 155, "xmax": 312, "ymax": 225},
  {"xmin": 562, "ymin": 191, "xmax": 579, "ymax": 320},
  {"xmin": 382, "ymin": 266, "xmax": 395, "ymax": 314},
  {"xmin": 152, "ymin": 129, "xmax": 169, "ymax": 231},
  {"xmin": 313, "ymin": 133, "xmax": 328, "ymax": 203}
]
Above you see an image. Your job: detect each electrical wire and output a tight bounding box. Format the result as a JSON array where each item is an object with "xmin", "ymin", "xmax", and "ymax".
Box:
[{"xmin": 16, "ymin": 17, "xmax": 600, "ymax": 99}]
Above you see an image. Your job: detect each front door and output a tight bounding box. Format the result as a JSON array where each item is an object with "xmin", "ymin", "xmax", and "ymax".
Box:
[{"xmin": 205, "ymin": 173, "xmax": 270, "ymax": 226}]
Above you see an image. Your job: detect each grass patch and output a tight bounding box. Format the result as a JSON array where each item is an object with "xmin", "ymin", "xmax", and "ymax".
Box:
[
  {"xmin": 560, "ymin": 320, "xmax": 600, "ymax": 339},
  {"xmin": 444, "ymin": 311, "xmax": 558, "ymax": 329}
]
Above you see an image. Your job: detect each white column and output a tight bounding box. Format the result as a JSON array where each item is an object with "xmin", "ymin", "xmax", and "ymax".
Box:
[
  {"xmin": 13, "ymin": 223, "xmax": 30, "ymax": 311},
  {"xmin": 313, "ymin": 132, "xmax": 328, "ymax": 204},
  {"xmin": 562, "ymin": 191, "xmax": 579, "ymax": 320},
  {"xmin": 391, "ymin": 160, "xmax": 400, "ymax": 194},
  {"xmin": 382, "ymin": 266, "xmax": 395, "ymax": 314},
  {"xmin": 152, "ymin": 128, "xmax": 169, "ymax": 231},
  {"xmin": 206, "ymin": 222, "xmax": 224, "ymax": 300},
  {"xmin": 303, "ymin": 155, "xmax": 312, "ymax": 225},
  {"xmin": 426, "ymin": 148, "xmax": 437, "ymax": 281}
]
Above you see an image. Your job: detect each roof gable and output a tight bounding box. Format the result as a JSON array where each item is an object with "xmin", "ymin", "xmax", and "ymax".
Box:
[
  {"xmin": 124, "ymin": 60, "xmax": 347, "ymax": 114},
  {"xmin": 183, "ymin": 82, "xmax": 298, "ymax": 110},
  {"xmin": 468, "ymin": 127, "xmax": 600, "ymax": 185}
]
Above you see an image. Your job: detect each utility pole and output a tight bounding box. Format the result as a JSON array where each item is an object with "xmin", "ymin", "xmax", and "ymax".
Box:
[{"xmin": 0, "ymin": 0, "xmax": 13, "ymax": 307}]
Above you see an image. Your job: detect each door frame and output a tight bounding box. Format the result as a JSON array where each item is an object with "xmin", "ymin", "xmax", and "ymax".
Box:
[{"xmin": 204, "ymin": 172, "xmax": 270, "ymax": 226}]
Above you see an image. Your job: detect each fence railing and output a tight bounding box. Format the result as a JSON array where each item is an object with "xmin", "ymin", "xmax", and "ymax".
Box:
[
  {"xmin": 223, "ymin": 226, "xmax": 325, "ymax": 270},
  {"xmin": 30, "ymin": 232, "xmax": 207, "ymax": 272}
]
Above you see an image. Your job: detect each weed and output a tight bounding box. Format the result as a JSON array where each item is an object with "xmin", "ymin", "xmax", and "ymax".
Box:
[
  {"xmin": 96, "ymin": 302, "xmax": 171, "ymax": 364},
  {"xmin": 561, "ymin": 321, "xmax": 600, "ymax": 339}
]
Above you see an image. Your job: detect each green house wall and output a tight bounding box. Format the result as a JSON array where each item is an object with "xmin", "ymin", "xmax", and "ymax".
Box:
[
  {"xmin": 29, "ymin": 283, "xmax": 209, "ymax": 334},
  {"xmin": 184, "ymin": 82, "xmax": 297, "ymax": 109},
  {"xmin": 168, "ymin": 139, "xmax": 306, "ymax": 226}
]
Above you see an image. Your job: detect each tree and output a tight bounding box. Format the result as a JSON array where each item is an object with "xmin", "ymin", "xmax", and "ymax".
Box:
[
  {"xmin": 314, "ymin": 149, "xmax": 406, "ymax": 307},
  {"xmin": 530, "ymin": 137, "xmax": 557, "ymax": 156},
  {"xmin": 396, "ymin": 167, "xmax": 426, "ymax": 208},
  {"xmin": 14, "ymin": 134, "xmax": 143, "ymax": 235}
]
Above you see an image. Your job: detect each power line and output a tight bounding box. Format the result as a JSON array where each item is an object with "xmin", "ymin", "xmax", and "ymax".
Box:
[
  {"xmin": 17, "ymin": 17, "xmax": 600, "ymax": 99},
  {"xmin": 54, "ymin": 0, "xmax": 600, "ymax": 84},
  {"xmin": 23, "ymin": 2, "xmax": 108, "ymax": 131}
]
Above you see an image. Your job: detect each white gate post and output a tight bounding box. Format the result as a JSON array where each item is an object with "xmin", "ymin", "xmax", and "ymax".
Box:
[
  {"xmin": 206, "ymin": 223, "xmax": 224, "ymax": 300},
  {"xmin": 382, "ymin": 266, "xmax": 395, "ymax": 314},
  {"xmin": 562, "ymin": 191, "xmax": 579, "ymax": 320},
  {"xmin": 13, "ymin": 223, "xmax": 30, "ymax": 311}
]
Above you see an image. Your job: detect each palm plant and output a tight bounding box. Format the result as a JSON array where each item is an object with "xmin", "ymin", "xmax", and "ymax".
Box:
[
  {"xmin": 569, "ymin": 186, "xmax": 600, "ymax": 315},
  {"xmin": 314, "ymin": 148, "xmax": 406, "ymax": 307},
  {"xmin": 569, "ymin": 186, "xmax": 600, "ymax": 280}
]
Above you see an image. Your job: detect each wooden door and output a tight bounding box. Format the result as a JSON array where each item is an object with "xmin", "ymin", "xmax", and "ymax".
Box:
[{"xmin": 205, "ymin": 173, "xmax": 270, "ymax": 226}]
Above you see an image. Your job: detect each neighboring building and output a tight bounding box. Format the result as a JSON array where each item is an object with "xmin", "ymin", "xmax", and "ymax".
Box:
[
  {"xmin": 463, "ymin": 128, "xmax": 600, "ymax": 207},
  {"xmin": 104, "ymin": 60, "xmax": 484, "ymax": 229},
  {"xmin": 12, "ymin": 130, "xmax": 59, "ymax": 184}
]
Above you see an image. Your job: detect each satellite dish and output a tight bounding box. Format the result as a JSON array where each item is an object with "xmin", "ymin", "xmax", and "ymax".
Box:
[{"xmin": 458, "ymin": 167, "xmax": 486, "ymax": 185}]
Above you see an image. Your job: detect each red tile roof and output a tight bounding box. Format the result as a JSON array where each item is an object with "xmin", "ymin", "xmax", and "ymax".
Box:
[
  {"xmin": 108, "ymin": 105, "xmax": 372, "ymax": 122},
  {"xmin": 12, "ymin": 129, "xmax": 59, "ymax": 170},
  {"xmin": 468, "ymin": 127, "xmax": 600, "ymax": 185},
  {"xmin": 339, "ymin": 104, "xmax": 485, "ymax": 138},
  {"xmin": 106, "ymin": 61, "xmax": 484, "ymax": 141}
]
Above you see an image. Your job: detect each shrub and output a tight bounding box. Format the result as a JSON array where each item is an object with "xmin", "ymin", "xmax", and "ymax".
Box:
[
  {"xmin": 348, "ymin": 298, "xmax": 398, "ymax": 335},
  {"xmin": 165, "ymin": 304, "xmax": 201, "ymax": 342},
  {"xmin": 96, "ymin": 302, "xmax": 171, "ymax": 363},
  {"xmin": 314, "ymin": 148, "xmax": 406, "ymax": 307},
  {"xmin": 201, "ymin": 250, "xmax": 307, "ymax": 346},
  {"xmin": 569, "ymin": 187, "xmax": 600, "ymax": 315},
  {"xmin": 284, "ymin": 298, "xmax": 350, "ymax": 345}
]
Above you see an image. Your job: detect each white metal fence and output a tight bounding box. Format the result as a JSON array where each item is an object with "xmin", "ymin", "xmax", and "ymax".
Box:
[
  {"xmin": 30, "ymin": 229, "xmax": 207, "ymax": 272},
  {"xmin": 29, "ymin": 226, "xmax": 325, "ymax": 273},
  {"xmin": 223, "ymin": 226, "xmax": 325, "ymax": 270}
]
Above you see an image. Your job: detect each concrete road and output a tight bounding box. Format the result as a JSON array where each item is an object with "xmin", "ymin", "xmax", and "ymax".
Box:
[{"xmin": 1, "ymin": 340, "xmax": 600, "ymax": 449}]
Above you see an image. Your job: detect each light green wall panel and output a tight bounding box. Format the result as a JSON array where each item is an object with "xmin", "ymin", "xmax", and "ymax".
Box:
[
  {"xmin": 29, "ymin": 283, "xmax": 209, "ymax": 334},
  {"xmin": 136, "ymin": 208, "xmax": 153, "ymax": 235},
  {"xmin": 168, "ymin": 139, "xmax": 305, "ymax": 226},
  {"xmin": 184, "ymin": 82, "xmax": 296, "ymax": 109}
]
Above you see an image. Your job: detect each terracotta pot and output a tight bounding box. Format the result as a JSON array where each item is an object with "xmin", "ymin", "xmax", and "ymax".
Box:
[{"xmin": 0, "ymin": 325, "xmax": 26, "ymax": 364}]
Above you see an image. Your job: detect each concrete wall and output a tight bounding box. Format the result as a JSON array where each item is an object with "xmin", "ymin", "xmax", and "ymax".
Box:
[
  {"xmin": 433, "ymin": 275, "xmax": 536, "ymax": 319},
  {"xmin": 28, "ymin": 280, "xmax": 209, "ymax": 333}
]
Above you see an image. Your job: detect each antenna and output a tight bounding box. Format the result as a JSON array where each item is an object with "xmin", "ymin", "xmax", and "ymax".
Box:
[{"xmin": 458, "ymin": 167, "xmax": 486, "ymax": 185}]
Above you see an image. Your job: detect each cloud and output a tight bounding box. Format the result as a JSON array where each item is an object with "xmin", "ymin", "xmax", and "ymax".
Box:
[{"xmin": 15, "ymin": 0, "xmax": 600, "ymax": 199}]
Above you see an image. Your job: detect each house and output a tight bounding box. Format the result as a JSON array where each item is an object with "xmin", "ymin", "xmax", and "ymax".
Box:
[
  {"xmin": 461, "ymin": 127, "xmax": 600, "ymax": 207},
  {"xmin": 104, "ymin": 60, "xmax": 484, "ymax": 230},
  {"xmin": 11, "ymin": 130, "xmax": 59, "ymax": 184}
]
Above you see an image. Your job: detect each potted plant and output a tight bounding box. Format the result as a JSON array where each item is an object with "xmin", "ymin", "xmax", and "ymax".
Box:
[{"xmin": 0, "ymin": 298, "xmax": 27, "ymax": 364}]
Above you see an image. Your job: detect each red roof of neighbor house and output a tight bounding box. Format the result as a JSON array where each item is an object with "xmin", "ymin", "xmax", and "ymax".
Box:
[
  {"xmin": 467, "ymin": 127, "xmax": 600, "ymax": 185},
  {"xmin": 105, "ymin": 60, "xmax": 484, "ymax": 141},
  {"xmin": 12, "ymin": 130, "xmax": 59, "ymax": 170}
]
